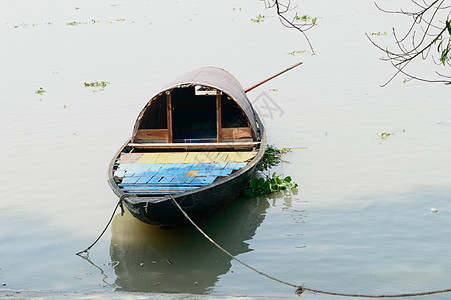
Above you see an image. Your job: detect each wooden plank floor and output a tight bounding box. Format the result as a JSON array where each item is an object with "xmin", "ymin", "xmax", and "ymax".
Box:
[
  {"xmin": 132, "ymin": 151, "xmax": 257, "ymax": 165},
  {"xmin": 115, "ymin": 161, "xmax": 248, "ymax": 194}
]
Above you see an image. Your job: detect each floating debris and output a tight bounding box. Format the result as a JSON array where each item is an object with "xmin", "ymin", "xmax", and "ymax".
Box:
[
  {"xmin": 431, "ymin": 208, "xmax": 439, "ymax": 213},
  {"xmin": 107, "ymin": 261, "xmax": 119, "ymax": 268},
  {"xmin": 251, "ymin": 14, "xmax": 265, "ymax": 23},
  {"xmin": 377, "ymin": 132, "xmax": 391, "ymax": 140},
  {"xmin": 35, "ymin": 87, "xmax": 45, "ymax": 95},
  {"xmin": 84, "ymin": 81, "xmax": 110, "ymax": 92}
]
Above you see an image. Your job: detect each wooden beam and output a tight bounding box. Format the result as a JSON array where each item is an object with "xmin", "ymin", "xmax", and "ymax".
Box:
[
  {"xmin": 166, "ymin": 91, "xmax": 173, "ymax": 143},
  {"xmin": 128, "ymin": 141, "xmax": 260, "ymax": 150},
  {"xmin": 216, "ymin": 91, "xmax": 222, "ymax": 143},
  {"xmin": 135, "ymin": 129, "xmax": 169, "ymax": 140},
  {"xmin": 220, "ymin": 127, "xmax": 252, "ymax": 140}
]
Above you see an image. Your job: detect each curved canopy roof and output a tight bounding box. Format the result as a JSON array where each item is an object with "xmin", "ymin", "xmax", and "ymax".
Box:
[{"xmin": 132, "ymin": 66, "xmax": 260, "ymax": 141}]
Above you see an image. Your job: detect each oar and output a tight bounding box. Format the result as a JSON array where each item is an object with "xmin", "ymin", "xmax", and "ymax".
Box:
[{"xmin": 244, "ymin": 62, "xmax": 303, "ymax": 93}]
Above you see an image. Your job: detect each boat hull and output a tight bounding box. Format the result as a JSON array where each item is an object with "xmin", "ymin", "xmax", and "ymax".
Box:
[
  {"xmin": 120, "ymin": 164, "xmax": 257, "ymax": 227},
  {"xmin": 108, "ymin": 131, "xmax": 266, "ymax": 227}
]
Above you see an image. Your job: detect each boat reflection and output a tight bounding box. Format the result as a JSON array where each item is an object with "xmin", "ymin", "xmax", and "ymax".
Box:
[{"xmin": 110, "ymin": 195, "xmax": 270, "ymax": 293}]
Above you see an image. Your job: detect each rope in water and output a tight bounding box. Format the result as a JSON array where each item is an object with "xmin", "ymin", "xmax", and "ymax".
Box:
[
  {"xmin": 75, "ymin": 196, "xmax": 125, "ymax": 256},
  {"xmin": 169, "ymin": 195, "xmax": 451, "ymax": 298}
]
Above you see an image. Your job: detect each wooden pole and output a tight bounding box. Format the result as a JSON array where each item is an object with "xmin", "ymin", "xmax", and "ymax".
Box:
[
  {"xmin": 244, "ymin": 62, "xmax": 303, "ymax": 93},
  {"xmin": 166, "ymin": 91, "xmax": 173, "ymax": 143},
  {"xmin": 216, "ymin": 90, "xmax": 222, "ymax": 142}
]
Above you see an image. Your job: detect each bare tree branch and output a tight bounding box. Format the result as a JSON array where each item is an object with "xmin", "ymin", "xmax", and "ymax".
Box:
[
  {"xmin": 369, "ymin": 0, "xmax": 451, "ymax": 85},
  {"xmin": 264, "ymin": 0, "xmax": 317, "ymax": 54}
]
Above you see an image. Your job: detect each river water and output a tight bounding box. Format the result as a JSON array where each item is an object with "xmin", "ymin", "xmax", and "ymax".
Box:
[{"xmin": 1, "ymin": 0, "xmax": 450, "ymax": 298}]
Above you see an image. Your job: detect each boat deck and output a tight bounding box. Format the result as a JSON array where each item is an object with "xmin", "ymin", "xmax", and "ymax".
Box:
[{"xmin": 114, "ymin": 151, "xmax": 257, "ymax": 194}]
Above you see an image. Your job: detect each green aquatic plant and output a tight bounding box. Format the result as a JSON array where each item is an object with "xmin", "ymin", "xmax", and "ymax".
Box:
[
  {"xmin": 35, "ymin": 87, "xmax": 45, "ymax": 95},
  {"xmin": 257, "ymin": 145, "xmax": 294, "ymax": 172},
  {"xmin": 288, "ymin": 50, "xmax": 308, "ymax": 55},
  {"xmin": 368, "ymin": 31, "xmax": 388, "ymax": 36},
  {"xmin": 248, "ymin": 145, "xmax": 302, "ymax": 197},
  {"xmin": 245, "ymin": 173, "xmax": 298, "ymax": 198},
  {"xmin": 66, "ymin": 21, "xmax": 86, "ymax": 26},
  {"xmin": 251, "ymin": 14, "xmax": 265, "ymax": 23},
  {"xmin": 84, "ymin": 81, "xmax": 110, "ymax": 91},
  {"xmin": 377, "ymin": 132, "xmax": 391, "ymax": 140}
]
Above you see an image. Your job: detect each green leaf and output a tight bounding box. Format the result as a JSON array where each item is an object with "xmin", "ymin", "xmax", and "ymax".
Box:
[{"xmin": 250, "ymin": 179, "xmax": 259, "ymax": 189}]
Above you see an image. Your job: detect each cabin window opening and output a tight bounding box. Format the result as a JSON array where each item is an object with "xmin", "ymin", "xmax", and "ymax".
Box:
[
  {"xmin": 172, "ymin": 87, "xmax": 217, "ymax": 142},
  {"xmin": 138, "ymin": 96, "xmax": 167, "ymax": 129},
  {"xmin": 221, "ymin": 96, "xmax": 248, "ymax": 128}
]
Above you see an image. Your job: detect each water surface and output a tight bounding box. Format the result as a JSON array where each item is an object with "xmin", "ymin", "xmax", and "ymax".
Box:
[{"xmin": 1, "ymin": 0, "xmax": 450, "ymax": 298}]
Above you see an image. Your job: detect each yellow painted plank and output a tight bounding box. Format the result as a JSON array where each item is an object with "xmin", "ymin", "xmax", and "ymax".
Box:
[
  {"xmin": 134, "ymin": 151, "xmax": 258, "ymax": 164},
  {"xmin": 137, "ymin": 153, "xmax": 159, "ymax": 164},
  {"xmin": 213, "ymin": 152, "xmax": 229, "ymax": 163},
  {"xmin": 225, "ymin": 152, "xmax": 258, "ymax": 162},
  {"xmin": 167, "ymin": 152, "xmax": 187, "ymax": 163},
  {"xmin": 156, "ymin": 152, "xmax": 188, "ymax": 163},
  {"xmin": 184, "ymin": 152, "xmax": 198, "ymax": 163},
  {"xmin": 223, "ymin": 152, "xmax": 241, "ymax": 162},
  {"xmin": 193, "ymin": 152, "xmax": 211, "ymax": 164},
  {"xmin": 206, "ymin": 152, "xmax": 220, "ymax": 162}
]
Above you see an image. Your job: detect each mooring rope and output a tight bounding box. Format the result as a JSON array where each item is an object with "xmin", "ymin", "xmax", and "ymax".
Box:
[
  {"xmin": 169, "ymin": 195, "xmax": 451, "ymax": 298},
  {"xmin": 75, "ymin": 195, "xmax": 125, "ymax": 256}
]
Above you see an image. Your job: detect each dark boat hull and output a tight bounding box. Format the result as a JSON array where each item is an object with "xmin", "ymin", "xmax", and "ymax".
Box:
[
  {"xmin": 108, "ymin": 132, "xmax": 266, "ymax": 227},
  {"xmin": 121, "ymin": 164, "xmax": 257, "ymax": 227}
]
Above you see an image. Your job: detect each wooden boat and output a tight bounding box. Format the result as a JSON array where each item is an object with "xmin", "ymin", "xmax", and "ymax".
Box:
[{"xmin": 108, "ymin": 66, "xmax": 267, "ymax": 227}]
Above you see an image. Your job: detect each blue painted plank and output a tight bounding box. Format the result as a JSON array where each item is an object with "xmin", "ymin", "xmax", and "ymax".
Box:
[
  {"xmin": 211, "ymin": 169, "xmax": 233, "ymax": 176},
  {"xmin": 191, "ymin": 176, "xmax": 217, "ymax": 184},
  {"xmin": 145, "ymin": 171, "xmax": 158, "ymax": 177},
  {"xmin": 120, "ymin": 186, "xmax": 197, "ymax": 191},
  {"xmin": 170, "ymin": 176, "xmax": 189, "ymax": 184},
  {"xmin": 225, "ymin": 162, "xmax": 238, "ymax": 170},
  {"xmin": 173, "ymin": 169, "xmax": 187, "ymax": 176},
  {"xmin": 149, "ymin": 176, "xmax": 163, "ymax": 183},
  {"xmin": 172, "ymin": 163, "xmax": 183, "ymax": 169},
  {"xmin": 114, "ymin": 170, "xmax": 126, "ymax": 177},
  {"xmin": 117, "ymin": 164, "xmax": 131, "ymax": 171},
  {"xmin": 148, "ymin": 163, "xmax": 164, "ymax": 171},
  {"xmin": 132, "ymin": 170, "xmax": 152, "ymax": 177},
  {"xmin": 159, "ymin": 164, "xmax": 171, "ymax": 171},
  {"xmin": 120, "ymin": 184, "xmax": 203, "ymax": 188},
  {"xmin": 122, "ymin": 176, "xmax": 141, "ymax": 184},
  {"xmin": 192, "ymin": 163, "xmax": 211, "ymax": 169},
  {"xmin": 159, "ymin": 176, "xmax": 174, "ymax": 184},
  {"xmin": 178, "ymin": 163, "xmax": 193, "ymax": 169},
  {"xmin": 234, "ymin": 162, "xmax": 247, "ymax": 169},
  {"xmin": 136, "ymin": 176, "xmax": 154, "ymax": 184},
  {"xmin": 157, "ymin": 169, "xmax": 177, "ymax": 176},
  {"xmin": 125, "ymin": 164, "xmax": 147, "ymax": 172},
  {"xmin": 122, "ymin": 190, "xmax": 186, "ymax": 194},
  {"xmin": 214, "ymin": 163, "xmax": 227, "ymax": 170},
  {"xmin": 203, "ymin": 176, "xmax": 217, "ymax": 183},
  {"xmin": 185, "ymin": 176, "xmax": 195, "ymax": 184},
  {"xmin": 196, "ymin": 170, "xmax": 212, "ymax": 177}
]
